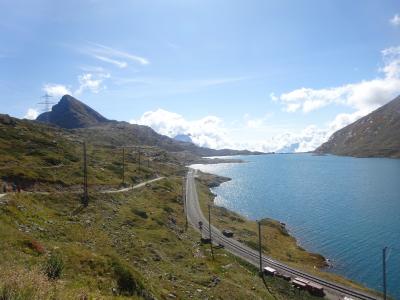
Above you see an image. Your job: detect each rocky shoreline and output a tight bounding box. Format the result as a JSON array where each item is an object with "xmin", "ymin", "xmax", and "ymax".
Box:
[{"xmin": 194, "ymin": 169, "xmax": 329, "ymax": 269}]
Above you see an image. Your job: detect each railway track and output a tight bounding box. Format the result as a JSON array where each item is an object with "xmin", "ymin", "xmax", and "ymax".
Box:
[{"xmin": 185, "ymin": 169, "xmax": 380, "ymax": 300}]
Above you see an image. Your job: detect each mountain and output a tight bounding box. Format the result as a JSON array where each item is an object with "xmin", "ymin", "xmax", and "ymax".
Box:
[
  {"xmin": 174, "ymin": 134, "xmax": 193, "ymax": 143},
  {"xmin": 73, "ymin": 121, "xmax": 262, "ymax": 157},
  {"xmin": 36, "ymin": 95, "xmax": 262, "ymax": 157},
  {"xmin": 315, "ymin": 95, "xmax": 400, "ymax": 158},
  {"xmin": 36, "ymin": 94, "xmax": 110, "ymax": 129}
]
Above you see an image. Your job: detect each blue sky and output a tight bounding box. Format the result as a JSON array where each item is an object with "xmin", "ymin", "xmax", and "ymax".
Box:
[{"xmin": 1, "ymin": 0, "xmax": 400, "ymax": 151}]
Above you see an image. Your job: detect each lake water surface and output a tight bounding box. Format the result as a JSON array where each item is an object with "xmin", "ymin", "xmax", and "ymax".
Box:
[{"xmin": 192, "ymin": 154, "xmax": 400, "ymax": 299}]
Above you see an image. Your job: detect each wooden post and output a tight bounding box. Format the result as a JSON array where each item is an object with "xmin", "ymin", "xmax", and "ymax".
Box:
[
  {"xmin": 183, "ymin": 177, "xmax": 188, "ymax": 231},
  {"xmin": 208, "ymin": 204, "xmax": 214, "ymax": 260},
  {"xmin": 258, "ymin": 221, "xmax": 263, "ymax": 274},
  {"xmin": 122, "ymin": 147, "xmax": 125, "ymax": 185},
  {"xmin": 383, "ymin": 247, "xmax": 387, "ymax": 300},
  {"xmin": 82, "ymin": 141, "xmax": 88, "ymax": 207}
]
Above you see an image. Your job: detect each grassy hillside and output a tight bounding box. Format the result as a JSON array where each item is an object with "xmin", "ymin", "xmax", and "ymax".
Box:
[
  {"xmin": 315, "ymin": 95, "xmax": 400, "ymax": 158},
  {"xmin": 0, "ymin": 114, "xmax": 323, "ymax": 299},
  {"xmin": 0, "ymin": 115, "xmax": 181, "ymax": 191},
  {"xmin": 0, "ymin": 177, "xmax": 325, "ymax": 299}
]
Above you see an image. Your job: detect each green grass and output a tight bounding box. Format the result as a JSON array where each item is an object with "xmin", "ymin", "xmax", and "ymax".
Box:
[
  {"xmin": 0, "ymin": 174, "xmax": 327, "ymax": 299},
  {"xmin": 0, "ymin": 118, "xmax": 182, "ymax": 191}
]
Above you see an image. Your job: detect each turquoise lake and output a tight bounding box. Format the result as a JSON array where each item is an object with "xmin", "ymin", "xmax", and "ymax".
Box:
[{"xmin": 192, "ymin": 154, "xmax": 400, "ymax": 299}]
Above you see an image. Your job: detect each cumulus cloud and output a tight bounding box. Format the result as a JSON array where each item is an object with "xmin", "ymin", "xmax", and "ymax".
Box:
[
  {"xmin": 24, "ymin": 108, "xmax": 39, "ymax": 120},
  {"xmin": 275, "ymin": 46, "xmax": 400, "ymax": 114},
  {"xmin": 390, "ymin": 14, "xmax": 400, "ymax": 26},
  {"xmin": 42, "ymin": 71, "xmax": 110, "ymax": 99},
  {"xmin": 234, "ymin": 125, "xmax": 330, "ymax": 153},
  {"xmin": 42, "ymin": 84, "xmax": 71, "ymax": 98},
  {"xmin": 243, "ymin": 113, "xmax": 271, "ymax": 129},
  {"xmin": 75, "ymin": 73, "xmax": 110, "ymax": 95},
  {"xmin": 130, "ymin": 108, "xmax": 338, "ymax": 153},
  {"xmin": 130, "ymin": 109, "xmax": 232, "ymax": 150},
  {"xmin": 129, "ymin": 104, "xmax": 373, "ymax": 153}
]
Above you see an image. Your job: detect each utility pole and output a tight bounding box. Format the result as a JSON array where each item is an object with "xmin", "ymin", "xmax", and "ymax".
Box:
[
  {"xmin": 258, "ymin": 221, "xmax": 263, "ymax": 275},
  {"xmin": 138, "ymin": 147, "xmax": 141, "ymax": 172},
  {"xmin": 82, "ymin": 141, "xmax": 88, "ymax": 207},
  {"xmin": 183, "ymin": 177, "xmax": 188, "ymax": 231},
  {"xmin": 383, "ymin": 247, "xmax": 387, "ymax": 300},
  {"xmin": 122, "ymin": 147, "xmax": 125, "ymax": 185},
  {"xmin": 208, "ymin": 204, "xmax": 214, "ymax": 260}
]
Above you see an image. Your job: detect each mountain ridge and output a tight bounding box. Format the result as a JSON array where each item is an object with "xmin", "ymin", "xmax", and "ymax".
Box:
[
  {"xmin": 315, "ymin": 95, "xmax": 400, "ymax": 158},
  {"xmin": 36, "ymin": 95, "xmax": 263, "ymax": 157}
]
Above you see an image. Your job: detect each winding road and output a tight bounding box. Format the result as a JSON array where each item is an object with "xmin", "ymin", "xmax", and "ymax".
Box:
[{"xmin": 185, "ymin": 169, "xmax": 380, "ymax": 300}]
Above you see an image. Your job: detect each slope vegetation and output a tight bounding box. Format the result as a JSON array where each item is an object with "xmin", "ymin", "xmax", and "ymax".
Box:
[{"xmin": 316, "ymin": 96, "xmax": 400, "ymax": 158}]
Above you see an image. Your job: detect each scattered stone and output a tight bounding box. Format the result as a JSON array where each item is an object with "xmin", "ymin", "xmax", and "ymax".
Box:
[
  {"xmin": 167, "ymin": 293, "xmax": 177, "ymax": 299},
  {"xmin": 208, "ymin": 276, "xmax": 220, "ymax": 287},
  {"xmin": 111, "ymin": 287, "xmax": 117, "ymax": 295},
  {"xmin": 222, "ymin": 263, "xmax": 233, "ymax": 270}
]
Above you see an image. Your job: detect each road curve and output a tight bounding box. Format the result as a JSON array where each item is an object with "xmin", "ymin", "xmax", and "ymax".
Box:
[{"xmin": 185, "ymin": 169, "xmax": 379, "ymax": 300}]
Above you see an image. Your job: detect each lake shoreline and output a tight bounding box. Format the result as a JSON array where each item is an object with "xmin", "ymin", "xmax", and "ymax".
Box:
[
  {"xmin": 193, "ymin": 169, "xmax": 330, "ymax": 268},
  {"xmin": 192, "ymin": 162, "xmax": 382, "ymax": 297}
]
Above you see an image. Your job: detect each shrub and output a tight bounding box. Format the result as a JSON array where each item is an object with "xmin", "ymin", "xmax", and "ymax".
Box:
[
  {"xmin": 0, "ymin": 266, "xmax": 53, "ymax": 300},
  {"xmin": 163, "ymin": 206, "xmax": 173, "ymax": 214},
  {"xmin": 23, "ymin": 239, "xmax": 46, "ymax": 255},
  {"xmin": 112, "ymin": 261, "xmax": 138, "ymax": 296},
  {"xmin": 44, "ymin": 253, "xmax": 64, "ymax": 280},
  {"xmin": 132, "ymin": 208, "xmax": 148, "ymax": 219}
]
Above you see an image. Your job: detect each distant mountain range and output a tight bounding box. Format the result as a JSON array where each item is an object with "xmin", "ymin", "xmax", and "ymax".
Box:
[
  {"xmin": 36, "ymin": 95, "xmax": 262, "ymax": 157},
  {"xmin": 174, "ymin": 134, "xmax": 193, "ymax": 143},
  {"xmin": 315, "ymin": 95, "xmax": 400, "ymax": 158}
]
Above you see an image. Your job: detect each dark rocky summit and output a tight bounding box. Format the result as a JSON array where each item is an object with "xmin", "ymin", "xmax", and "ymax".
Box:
[{"xmin": 37, "ymin": 95, "xmax": 110, "ymax": 129}]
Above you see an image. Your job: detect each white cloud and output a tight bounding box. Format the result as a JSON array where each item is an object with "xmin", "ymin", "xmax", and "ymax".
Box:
[
  {"xmin": 75, "ymin": 73, "xmax": 110, "ymax": 95},
  {"xmin": 42, "ymin": 84, "xmax": 71, "ymax": 98},
  {"xmin": 275, "ymin": 46, "xmax": 400, "ymax": 114},
  {"xmin": 42, "ymin": 71, "xmax": 110, "ymax": 99},
  {"xmin": 130, "ymin": 109, "xmax": 232, "ymax": 150},
  {"xmin": 243, "ymin": 113, "xmax": 272, "ymax": 129},
  {"xmin": 93, "ymin": 55, "xmax": 127, "ymax": 69},
  {"xmin": 129, "ymin": 103, "xmax": 374, "ymax": 153},
  {"xmin": 130, "ymin": 108, "xmax": 340, "ymax": 153},
  {"xmin": 24, "ymin": 108, "xmax": 39, "ymax": 120},
  {"xmin": 84, "ymin": 42, "xmax": 149, "ymax": 68},
  {"xmin": 390, "ymin": 14, "xmax": 400, "ymax": 26}
]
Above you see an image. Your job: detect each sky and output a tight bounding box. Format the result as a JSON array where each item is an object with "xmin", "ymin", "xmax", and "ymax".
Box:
[{"xmin": 1, "ymin": 0, "xmax": 400, "ymax": 152}]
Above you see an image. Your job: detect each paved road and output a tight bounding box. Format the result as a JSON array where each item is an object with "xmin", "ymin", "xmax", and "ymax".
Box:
[{"xmin": 185, "ymin": 169, "xmax": 379, "ymax": 300}]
